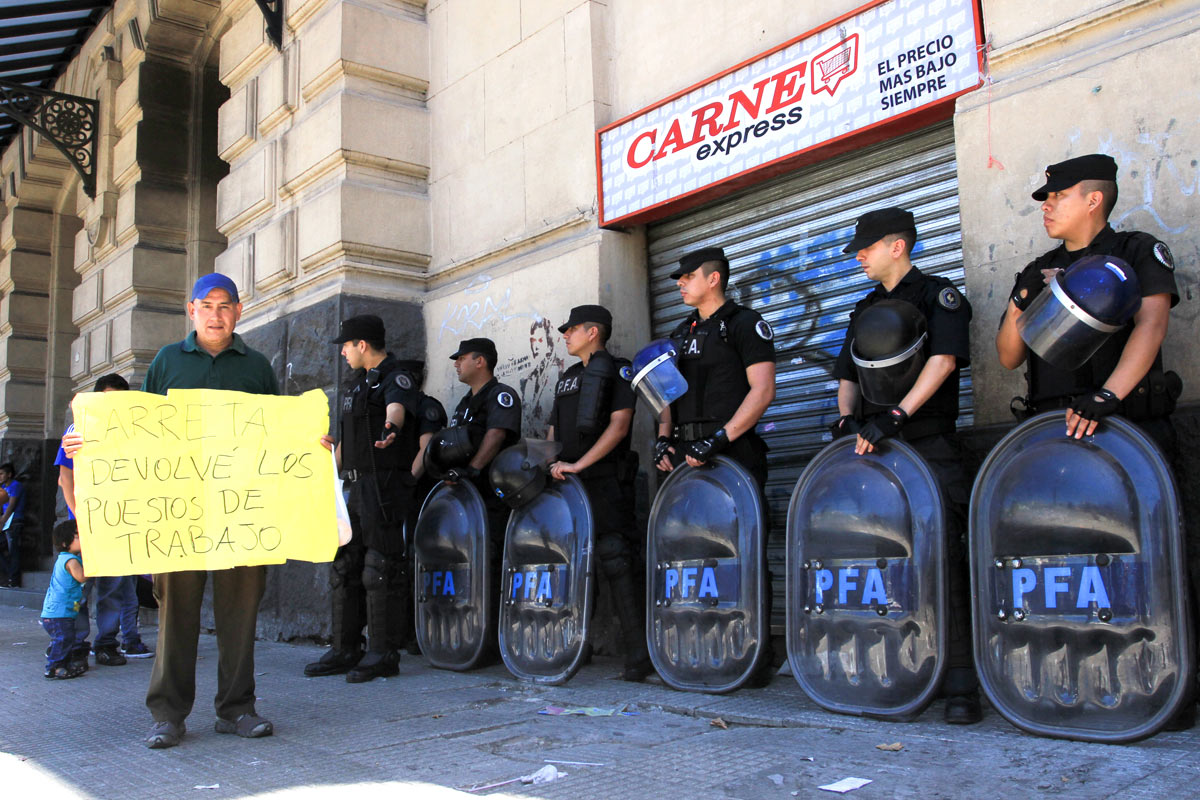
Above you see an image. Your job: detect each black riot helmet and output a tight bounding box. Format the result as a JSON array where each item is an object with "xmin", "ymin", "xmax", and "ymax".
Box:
[
  {"xmin": 850, "ymin": 299, "xmax": 928, "ymax": 405},
  {"xmin": 423, "ymin": 425, "xmax": 480, "ymax": 480},
  {"xmin": 489, "ymin": 439, "xmax": 563, "ymax": 509}
]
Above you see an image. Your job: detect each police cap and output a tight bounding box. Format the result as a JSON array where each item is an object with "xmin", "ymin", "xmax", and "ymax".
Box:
[
  {"xmin": 669, "ymin": 246, "xmax": 728, "ymax": 280},
  {"xmin": 449, "ymin": 337, "xmax": 498, "ymax": 361},
  {"xmin": 557, "ymin": 304, "xmax": 613, "ymax": 333},
  {"xmin": 1031, "ymin": 153, "xmax": 1118, "ymax": 201},
  {"xmin": 330, "ymin": 314, "xmax": 385, "ymax": 344},
  {"xmin": 842, "ymin": 207, "xmax": 917, "ymax": 253}
]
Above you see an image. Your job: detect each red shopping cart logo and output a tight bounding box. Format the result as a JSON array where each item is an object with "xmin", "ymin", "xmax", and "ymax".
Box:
[{"xmin": 811, "ymin": 34, "xmax": 859, "ymax": 97}]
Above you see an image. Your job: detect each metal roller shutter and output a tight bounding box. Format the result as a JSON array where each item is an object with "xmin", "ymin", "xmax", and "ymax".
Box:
[{"xmin": 646, "ymin": 122, "xmax": 970, "ymax": 634}]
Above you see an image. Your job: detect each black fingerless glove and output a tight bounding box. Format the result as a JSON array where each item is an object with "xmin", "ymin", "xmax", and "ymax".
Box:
[
  {"xmin": 653, "ymin": 436, "xmax": 676, "ymax": 468},
  {"xmin": 1070, "ymin": 388, "xmax": 1120, "ymax": 422},
  {"xmin": 829, "ymin": 414, "xmax": 860, "ymax": 440},
  {"xmin": 859, "ymin": 407, "xmax": 908, "ymax": 446},
  {"xmin": 683, "ymin": 429, "xmax": 730, "ymax": 464},
  {"xmin": 445, "ymin": 465, "xmax": 480, "ymax": 482},
  {"xmin": 1010, "ymin": 269, "xmax": 1046, "ymax": 312}
]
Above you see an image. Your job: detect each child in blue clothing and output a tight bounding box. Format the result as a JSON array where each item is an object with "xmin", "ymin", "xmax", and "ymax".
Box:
[{"xmin": 42, "ymin": 520, "xmax": 87, "ymax": 679}]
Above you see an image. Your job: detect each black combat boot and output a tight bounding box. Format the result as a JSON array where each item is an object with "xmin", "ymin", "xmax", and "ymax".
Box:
[
  {"xmin": 610, "ymin": 572, "xmax": 653, "ymax": 681},
  {"xmin": 347, "ymin": 588, "xmax": 400, "ymax": 682},
  {"xmin": 305, "ymin": 648, "xmax": 363, "ymax": 677},
  {"xmin": 305, "ymin": 579, "xmax": 364, "ymax": 676}
]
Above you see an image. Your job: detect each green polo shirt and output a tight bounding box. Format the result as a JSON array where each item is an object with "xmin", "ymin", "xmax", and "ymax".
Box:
[{"xmin": 142, "ymin": 331, "xmax": 279, "ymax": 396}]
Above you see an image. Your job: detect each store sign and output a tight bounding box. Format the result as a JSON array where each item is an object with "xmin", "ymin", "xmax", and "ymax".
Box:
[{"xmin": 597, "ymin": 0, "xmax": 982, "ymax": 226}]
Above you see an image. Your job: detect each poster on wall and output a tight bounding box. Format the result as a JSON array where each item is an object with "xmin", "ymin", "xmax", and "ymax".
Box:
[{"xmin": 596, "ymin": 0, "xmax": 983, "ymax": 227}]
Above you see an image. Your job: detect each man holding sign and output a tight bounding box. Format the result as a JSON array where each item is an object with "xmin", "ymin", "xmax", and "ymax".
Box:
[{"xmin": 67, "ymin": 274, "xmax": 280, "ymax": 749}]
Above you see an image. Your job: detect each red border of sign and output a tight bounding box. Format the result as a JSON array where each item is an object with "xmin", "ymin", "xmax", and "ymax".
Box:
[{"xmin": 595, "ymin": 0, "xmax": 986, "ymax": 229}]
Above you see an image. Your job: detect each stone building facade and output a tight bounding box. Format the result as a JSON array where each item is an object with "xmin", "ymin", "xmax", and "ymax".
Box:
[{"xmin": 1, "ymin": 0, "xmax": 1195, "ymax": 638}]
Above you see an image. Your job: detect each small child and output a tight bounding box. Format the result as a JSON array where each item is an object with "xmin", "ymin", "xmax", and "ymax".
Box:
[{"xmin": 42, "ymin": 520, "xmax": 87, "ymax": 679}]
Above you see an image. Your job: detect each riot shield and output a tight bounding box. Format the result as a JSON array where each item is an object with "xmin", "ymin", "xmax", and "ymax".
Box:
[
  {"xmin": 786, "ymin": 437, "xmax": 946, "ymax": 718},
  {"xmin": 971, "ymin": 412, "xmax": 1192, "ymax": 743},
  {"xmin": 413, "ymin": 480, "xmax": 493, "ymax": 671},
  {"xmin": 646, "ymin": 455, "xmax": 765, "ymax": 693},
  {"xmin": 498, "ymin": 474, "xmax": 593, "ymax": 684}
]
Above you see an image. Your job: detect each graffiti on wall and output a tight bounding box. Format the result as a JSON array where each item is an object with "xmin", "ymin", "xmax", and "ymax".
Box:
[
  {"xmin": 436, "ymin": 273, "xmax": 567, "ymax": 437},
  {"xmin": 495, "ymin": 316, "xmax": 566, "ymax": 435},
  {"xmin": 436, "ymin": 273, "xmax": 537, "ymax": 343}
]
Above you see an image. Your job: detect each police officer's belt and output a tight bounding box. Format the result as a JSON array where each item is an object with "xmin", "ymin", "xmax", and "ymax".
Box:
[
  {"xmin": 675, "ymin": 421, "xmax": 721, "ymax": 441},
  {"xmin": 342, "ymin": 467, "xmax": 404, "ymax": 483}
]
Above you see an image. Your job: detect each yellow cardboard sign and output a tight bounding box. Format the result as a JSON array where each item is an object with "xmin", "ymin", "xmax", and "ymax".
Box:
[{"xmin": 70, "ymin": 388, "xmax": 336, "ymax": 576}]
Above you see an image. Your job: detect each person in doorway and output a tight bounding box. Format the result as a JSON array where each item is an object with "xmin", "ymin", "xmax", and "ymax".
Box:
[{"xmin": 0, "ymin": 461, "xmax": 26, "ymax": 588}]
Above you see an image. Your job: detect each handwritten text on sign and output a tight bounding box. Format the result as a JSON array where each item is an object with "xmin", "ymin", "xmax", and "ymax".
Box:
[{"xmin": 71, "ymin": 388, "xmax": 336, "ymax": 575}]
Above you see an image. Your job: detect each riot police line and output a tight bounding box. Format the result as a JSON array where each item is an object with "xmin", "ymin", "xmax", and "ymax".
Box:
[
  {"xmin": 318, "ymin": 155, "xmax": 1191, "ymax": 745},
  {"xmin": 399, "ymin": 332, "xmax": 1189, "ymax": 743}
]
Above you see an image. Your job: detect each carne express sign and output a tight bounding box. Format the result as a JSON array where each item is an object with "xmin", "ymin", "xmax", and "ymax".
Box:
[{"xmin": 596, "ymin": 0, "xmax": 982, "ymax": 226}]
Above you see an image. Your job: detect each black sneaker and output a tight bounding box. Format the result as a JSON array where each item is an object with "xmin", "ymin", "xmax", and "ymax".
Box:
[
  {"xmin": 95, "ymin": 645, "xmax": 127, "ymax": 666},
  {"xmin": 121, "ymin": 641, "xmax": 154, "ymax": 659}
]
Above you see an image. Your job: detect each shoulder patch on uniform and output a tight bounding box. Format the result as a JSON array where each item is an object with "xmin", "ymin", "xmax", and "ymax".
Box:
[
  {"xmin": 937, "ymin": 286, "xmax": 963, "ymax": 311},
  {"xmin": 424, "ymin": 405, "xmax": 441, "ymax": 422},
  {"xmin": 755, "ymin": 320, "xmax": 774, "ymax": 341},
  {"xmin": 497, "ymin": 391, "xmax": 514, "ymax": 408},
  {"xmin": 618, "ymin": 365, "xmax": 633, "ymax": 381},
  {"xmin": 1154, "ymin": 242, "xmax": 1175, "ymax": 271},
  {"xmin": 394, "ymin": 372, "xmax": 413, "ymax": 390}
]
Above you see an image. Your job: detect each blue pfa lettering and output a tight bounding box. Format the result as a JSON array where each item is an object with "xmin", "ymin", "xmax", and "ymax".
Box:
[
  {"xmin": 511, "ymin": 569, "xmax": 555, "ymax": 602},
  {"xmin": 423, "ymin": 570, "xmax": 456, "ymax": 597},
  {"xmin": 815, "ymin": 567, "xmax": 889, "ymax": 606},
  {"xmin": 663, "ymin": 566, "xmax": 721, "ymax": 600},
  {"xmin": 1011, "ymin": 566, "xmax": 1111, "ymax": 609}
]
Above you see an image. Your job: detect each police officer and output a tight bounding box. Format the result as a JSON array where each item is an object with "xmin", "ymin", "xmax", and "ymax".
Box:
[
  {"xmin": 995, "ymin": 153, "xmax": 1181, "ymax": 452},
  {"xmin": 307, "ymin": 315, "xmax": 422, "ymax": 682},
  {"xmin": 832, "ymin": 207, "xmax": 979, "ymax": 724},
  {"xmin": 995, "ymin": 155, "xmax": 1193, "ymax": 731},
  {"xmin": 655, "ymin": 246, "xmax": 777, "ymax": 684},
  {"xmin": 547, "ymin": 305, "xmax": 652, "ymax": 681},
  {"xmin": 655, "ymin": 248, "xmax": 776, "ymax": 483},
  {"xmin": 446, "ymin": 338, "xmax": 522, "ymax": 559}
]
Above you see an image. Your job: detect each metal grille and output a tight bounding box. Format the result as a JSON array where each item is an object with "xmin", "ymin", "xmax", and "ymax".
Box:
[{"xmin": 646, "ymin": 122, "xmax": 970, "ymax": 632}]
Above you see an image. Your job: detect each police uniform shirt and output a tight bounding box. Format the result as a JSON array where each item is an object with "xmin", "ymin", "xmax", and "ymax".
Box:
[
  {"xmin": 1006, "ymin": 224, "xmax": 1179, "ymax": 403},
  {"xmin": 340, "ymin": 354, "xmax": 422, "ymax": 473},
  {"xmin": 672, "ymin": 300, "xmax": 776, "ymax": 426},
  {"xmin": 450, "ymin": 377, "xmax": 522, "ymax": 450},
  {"xmin": 834, "ymin": 266, "xmax": 971, "ymax": 423},
  {"xmin": 549, "ymin": 353, "xmax": 635, "ymax": 475},
  {"xmin": 418, "ymin": 393, "xmax": 448, "ymax": 438}
]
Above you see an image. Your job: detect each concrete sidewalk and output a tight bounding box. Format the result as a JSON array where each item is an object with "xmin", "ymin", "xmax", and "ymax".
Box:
[{"xmin": 0, "ymin": 599, "xmax": 1196, "ymax": 799}]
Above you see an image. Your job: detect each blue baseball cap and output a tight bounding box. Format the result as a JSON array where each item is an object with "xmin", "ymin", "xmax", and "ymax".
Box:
[{"xmin": 191, "ymin": 273, "xmax": 240, "ymax": 304}]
